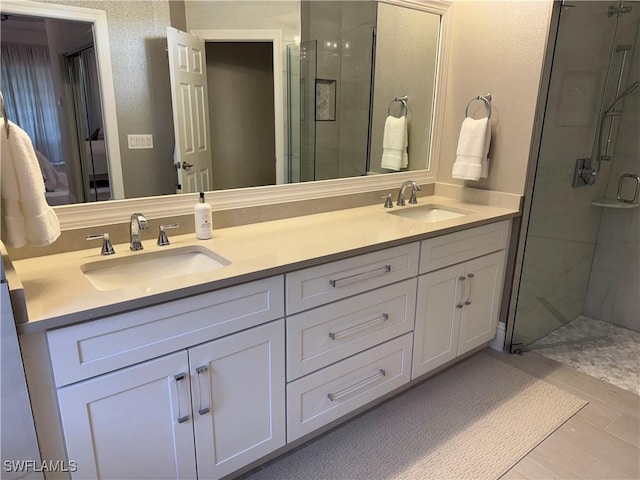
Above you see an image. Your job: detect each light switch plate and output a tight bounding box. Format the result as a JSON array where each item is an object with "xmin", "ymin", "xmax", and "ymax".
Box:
[{"xmin": 127, "ymin": 134, "xmax": 153, "ymax": 149}]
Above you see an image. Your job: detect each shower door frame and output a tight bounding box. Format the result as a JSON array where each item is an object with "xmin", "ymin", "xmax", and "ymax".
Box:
[
  {"xmin": 505, "ymin": 1, "xmax": 562, "ymax": 353},
  {"xmin": 507, "ymin": 0, "xmax": 639, "ymax": 352}
]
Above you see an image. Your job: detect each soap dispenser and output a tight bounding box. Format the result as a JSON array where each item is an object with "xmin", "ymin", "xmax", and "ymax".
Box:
[{"xmin": 194, "ymin": 192, "xmax": 212, "ymax": 239}]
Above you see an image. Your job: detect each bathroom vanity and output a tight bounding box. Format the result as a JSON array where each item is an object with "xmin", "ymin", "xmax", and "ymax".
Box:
[{"xmin": 9, "ymin": 195, "xmax": 517, "ymax": 480}]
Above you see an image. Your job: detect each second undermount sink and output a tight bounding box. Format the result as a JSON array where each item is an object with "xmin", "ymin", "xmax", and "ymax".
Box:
[
  {"xmin": 81, "ymin": 245, "xmax": 231, "ymax": 291},
  {"xmin": 388, "ymin": 204, "xmax": 469, "ymax": 223}
]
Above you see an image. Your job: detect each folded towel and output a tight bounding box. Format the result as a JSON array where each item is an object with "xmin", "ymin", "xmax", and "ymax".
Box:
[
  {"xmin": 402, "ymin": 120, "xmax": 409, "ymax": 169},
  {"xmin": 1, "ymin": 120, "xmax": 61, "ymax": 248},
  {"xmin": 381, "ymin": 115, "xmax": 408, "ymax": 171},
  {"xmin": 452, "ymin": 116, "xmax": 491, "ymax": 181}
]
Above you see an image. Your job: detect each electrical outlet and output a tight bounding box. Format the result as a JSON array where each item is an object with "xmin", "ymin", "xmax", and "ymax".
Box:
[{"xmin": 127, "ymin": 134, "xmax": 154, "ymax": 149}]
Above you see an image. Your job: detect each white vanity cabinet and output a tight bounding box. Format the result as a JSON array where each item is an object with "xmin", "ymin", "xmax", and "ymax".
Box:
[
  {"xmin": 57, "ymin": 350, "xmax": 197, "ymax": 480},
  {"xmin": 412, "ymin": 221, "xmax": 510, "ymax": 379},
  {"xmin": 31, "ymin": 217, "xmax": 515, "ymax": 479},
  {"xmin": 285, "ymin": 243, "xmax": 419, "ymax": 441},
  {"xmin": 49, "ymin": 277, "xmax": 286, "ymax": 480}
]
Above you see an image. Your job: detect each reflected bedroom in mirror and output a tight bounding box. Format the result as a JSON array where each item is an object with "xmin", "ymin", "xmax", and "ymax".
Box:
[{"xmin": 0, "ymin": 0, "xmax": 441, "ymax": 207}]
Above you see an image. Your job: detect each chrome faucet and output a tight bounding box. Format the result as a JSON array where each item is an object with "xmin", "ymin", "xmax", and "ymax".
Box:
[
  {"xmin": 396, "ymin": 180, "xmax": 422, "ymax": 206},
  {"xmin": 130, "ymin": 213, "xmax": 149, "ymax": 251}
]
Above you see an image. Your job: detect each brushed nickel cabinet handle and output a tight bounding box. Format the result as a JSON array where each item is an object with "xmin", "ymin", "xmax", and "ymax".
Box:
[
  {"xmin": 327, "ymin": 369, "xmax": 386, "ymax": 402},
  {"xmin": 329, "ymin": 265, "xmax": 391, "ymax": 288},
  {"xmin": 328, "ymin": 313, "xmax": 389, "ymax": 341},
  {"xmin": 464, "ymin": 273, "xmax": 474, "ymax": 306},
  {"xmin": 456, "ymin": 276, "xmax": 466, "ymax": 309},
  {"xmin": 174, "ymin": 373, "xmax": 189, "ymax": 424},
  {"xmin": 195, "ymin": 365, "xmax": 211, "ymax": 416}
]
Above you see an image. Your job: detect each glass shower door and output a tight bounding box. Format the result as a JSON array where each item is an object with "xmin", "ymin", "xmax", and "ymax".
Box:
[
  {"xmin": 287, "ymin": 40, "xmax": 317, "ymax": 183},
  {"xmin": 511, "ymin": 1, "xmax": 639, "ymax": 351}
]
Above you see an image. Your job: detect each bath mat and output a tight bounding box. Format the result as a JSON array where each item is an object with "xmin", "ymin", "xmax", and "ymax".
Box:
[{"xmin": 246, "ymin": 351, "xmax": 587, "ymax": 480}]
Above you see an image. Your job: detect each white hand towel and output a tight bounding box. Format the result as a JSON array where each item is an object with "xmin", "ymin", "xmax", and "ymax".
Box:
[
  {"xmin": 381, "ymin": 115, "xmax": 407, "ymax": 171},
  {"xmin": 451, "ymin": 117, "xmax": 491, "ymax": 181},
  {"xmin": 1, "ymin": 120, "xmax": 61, "ymax": 248},
  {"xmin": 402, "ymin": 120, "xmax": 409, "ymax": 169}
]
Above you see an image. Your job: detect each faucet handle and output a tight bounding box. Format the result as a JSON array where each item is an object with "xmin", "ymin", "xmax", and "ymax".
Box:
[
  {"xmin": 409, "ymin": 190, "xmax": 419, "ymax": 204},
  {"xmin": 157, "ymin": 223, "xmax": 180, "ymax": 246},
  {"xmin": 382, "ymin": 193, "xmax": 393, "ymax": 208},
  {"xmin": 86, "ymin": 233, "xmax": 115, "ymax": 255}
]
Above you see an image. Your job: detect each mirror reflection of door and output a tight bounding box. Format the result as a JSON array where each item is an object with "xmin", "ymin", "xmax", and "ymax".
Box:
[
  {"xmin": 167, "ymin": 27, "xmax": 212, "ymax": 194},
  {"xmin": 0, "ymin": 13, "xmax": 110, "ymax": 205},
  {"xmin": 167, "ymin": 27, "xmax": 277, "ymax": 192}
]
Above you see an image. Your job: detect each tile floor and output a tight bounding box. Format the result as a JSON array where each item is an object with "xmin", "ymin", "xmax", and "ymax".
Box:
[{"xmin": 531, "ymin": 318, "xmax": 640, "ymax": 395}]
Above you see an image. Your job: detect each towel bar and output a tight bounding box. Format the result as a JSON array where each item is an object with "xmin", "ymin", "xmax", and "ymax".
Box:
[
  {"xmin": 465, "ymin": 94, "xmax": 492, "ymax": 119},
  {"xmin": 387, "ymin": 96, "xmax": 408, "ymax": 117}
]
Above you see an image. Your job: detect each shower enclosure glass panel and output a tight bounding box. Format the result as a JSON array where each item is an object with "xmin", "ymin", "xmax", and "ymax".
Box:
[
  {"xmin": 287, "ymin": 40, "xmax": 317, "ymax": 183},
  {"xmin": 511, "ymin": 1, "xmax": 640, "ymax": 350}
]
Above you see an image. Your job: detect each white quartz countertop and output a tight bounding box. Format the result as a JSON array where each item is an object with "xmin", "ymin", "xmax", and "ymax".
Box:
[{"xmin": 11, "ymin": 196, "xmax": 519, "ymax": 333}]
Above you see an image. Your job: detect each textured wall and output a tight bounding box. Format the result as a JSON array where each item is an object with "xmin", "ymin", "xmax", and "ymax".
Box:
[
  {"xmin": 41, "ymin": 0, "xmax": 178, "ymax": 199},
  {"xmin": 370, "ymin": 3, "xmax": 439, "ymax": 174},
  {"xmin": 437, "ymin": 0, "xmax": 553, "ymax": 194}
]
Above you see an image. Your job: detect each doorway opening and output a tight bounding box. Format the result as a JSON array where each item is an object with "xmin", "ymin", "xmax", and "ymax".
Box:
[{"xmin": 205, "ymin": 41, "xmax": 276, "ymax": 191}]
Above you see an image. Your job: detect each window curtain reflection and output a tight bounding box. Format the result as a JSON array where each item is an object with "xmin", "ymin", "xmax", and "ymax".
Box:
[{"xmin": 0, "ymin": 42, "xmax": 64, "ymax": 165}]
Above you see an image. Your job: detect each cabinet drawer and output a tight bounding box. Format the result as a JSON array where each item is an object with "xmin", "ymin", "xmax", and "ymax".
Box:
[
  {"xmin": 419, "ymin": 220, "xmax": 510, "ymax": 274},
  {"xmin": 286, "ymin": 333, "xmax": 412, "ymax": 442},
  {"xmin": 286, "ymin": 279, "xmax": 416, "ymax": 381},
  {"xmin": 286, "ymin": 243, "xmax": 420, "ymax": 314},
  {"xmin": 48, "ymin": 276, "xmax": 284, "ymax": 387}
]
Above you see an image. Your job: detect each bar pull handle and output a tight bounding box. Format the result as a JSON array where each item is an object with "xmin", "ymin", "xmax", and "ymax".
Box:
[
  {"xmin": 174, "ymin": 373, "xmax": 189, "ymax": 424},
  {"xmin": 456, "ymin": 276, "xmax": 466, "ymax": 309},
  {"xmin": 327, "ymin": 369, "xmax": 386, "ymax": 402},
  {"xmin": 329, "ymin": 265, "xmax": 391, "ymax": 288},
  {"xmin": 195, "ymin": 365, "xmax": 211, "ymax": 416},
  {"xmin": 328, "ymin": 313, "xmax": 389, "ymax": 341},
  {"xmin": 464, "ymin": 273, "xmax": 474, "ymax": 305}
]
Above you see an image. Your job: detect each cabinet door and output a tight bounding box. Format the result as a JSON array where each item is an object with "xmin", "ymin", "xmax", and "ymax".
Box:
[
  {"xmin": 190, "ymin": 320, "xmax": 285, "ymax": 479},
  {"xmin": 57, "ymin": 351, "xmax": 196, "ymax": 480},
  {"xmin": 412, "ymin": 263, "xmax": 466, "ymax": 379},
  {"xmin": 457, "ymin": 251, "xmax": 506, "ymax": 355}
]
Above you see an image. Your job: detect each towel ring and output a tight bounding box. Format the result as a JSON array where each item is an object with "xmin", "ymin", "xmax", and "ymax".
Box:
[
  {"xmin": 465, "ymin": 94, "xmax": 492, "ymax": 119},
  {"xmin": 387, "ymin": 96, "xmax": 408, "ymax": 117}
]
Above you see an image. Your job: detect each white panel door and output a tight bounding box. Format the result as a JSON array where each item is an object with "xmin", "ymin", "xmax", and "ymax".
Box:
[
  {"xmin": 167, "ymin": 27, "xmax": 212, "ymax": 193},
  {"xmin": 412, "ymin": 263, "xmax": 466, "ymax": 379},
  {"xmin": 457, "ymin": 251, "xmax": 506, "ymax": 355},
  {"xmin": 190, "ymin": 320, "xmax": 286, "ymax": 479},
  {"xmin": 57, "ymin": 351, "xmax": 197, "ymax": 480}
]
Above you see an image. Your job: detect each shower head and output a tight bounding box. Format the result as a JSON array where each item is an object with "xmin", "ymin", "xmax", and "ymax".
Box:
[{"xmin": 604, "ymin": 80, "xmax": 640, "ymax": 114}]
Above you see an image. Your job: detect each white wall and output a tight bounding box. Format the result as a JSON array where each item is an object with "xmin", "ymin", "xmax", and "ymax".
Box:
[
  {"xmin": 370, "ymin": 3, "xmax": 439, "ymax": 175},
  {"xmin": 438, "ymin": 0, "xmax": 554, "ymax": 195}
]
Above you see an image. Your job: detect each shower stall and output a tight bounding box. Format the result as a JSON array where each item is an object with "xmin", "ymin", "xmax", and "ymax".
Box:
[
  {"xmin": 287, "ymin": 1, "xmax": 377, "ymax": 183},
  {"xmin": 510, "ymin": 0, "xmax": 639, "ymax": 385}
]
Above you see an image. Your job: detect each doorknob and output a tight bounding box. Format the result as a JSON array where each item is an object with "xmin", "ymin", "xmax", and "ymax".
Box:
[{"xmin": 182, "ymin": 161, "xmax": 194, "ymax": 170}]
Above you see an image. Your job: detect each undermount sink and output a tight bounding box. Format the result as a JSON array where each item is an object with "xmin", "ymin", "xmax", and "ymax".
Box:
[
  {"xmin": 81, "ymin": 245, "xmax": 230, "ymax": 291},
  {"xmin": 388, "ymin": 204, "xmax": 469, "ymax": 223}
]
